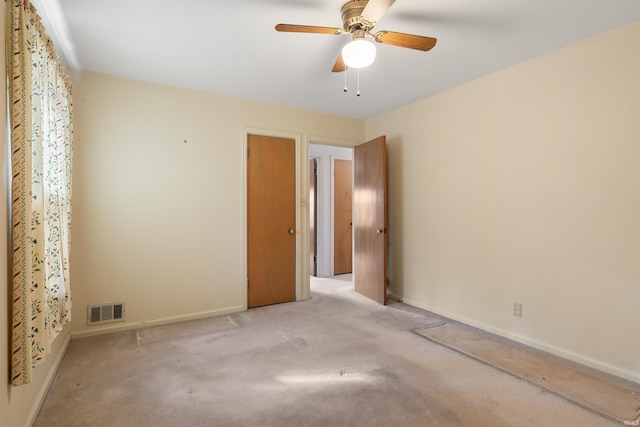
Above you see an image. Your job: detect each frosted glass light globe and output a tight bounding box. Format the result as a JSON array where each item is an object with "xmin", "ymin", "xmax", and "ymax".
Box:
[{"xmin": 341, "ymin": 38, "xmax": 376, "ymax": 68}]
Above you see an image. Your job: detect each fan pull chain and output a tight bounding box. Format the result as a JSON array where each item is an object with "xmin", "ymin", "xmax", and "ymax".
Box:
[
  {"xmin": 341, "ymin": 68, "xmax": 363, "ymax": 97},
  {"xmin": 344, "ymin": 67, "xmax": 348, "ymax": 93}
]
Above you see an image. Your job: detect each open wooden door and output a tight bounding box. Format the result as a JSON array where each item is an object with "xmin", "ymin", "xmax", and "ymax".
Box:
[
  {"xmin": 354, "ymin": 136, "xmax": 387, "ymax": 304},
  {"xmin": 247, "ymin": 134, "xmax": 296, "ymax": 308},
  {"xmin": 334, "ymin": 159, "xmax": 353, "ymax": 275}
]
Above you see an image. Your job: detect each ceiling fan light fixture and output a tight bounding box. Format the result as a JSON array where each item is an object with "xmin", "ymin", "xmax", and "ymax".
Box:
[{"xmin": 341, "ymin": 38, "xmax": 376, "ymax": 68}]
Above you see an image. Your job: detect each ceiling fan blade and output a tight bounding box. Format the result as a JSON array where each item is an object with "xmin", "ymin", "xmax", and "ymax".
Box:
[
  {"xmin": 275, "ymin": 24, "xmax": 343, "ymax": 35},
  {"xmin": 361, "ymin": 0, "xmax": 396, "ymax": 24},
  {"xmin": 373, "ymin": 30, "xmax": 437, "ymax": 51},
  {"xmin": 332, "ymin": 53, "xmax": 346, "ymax": 73}
]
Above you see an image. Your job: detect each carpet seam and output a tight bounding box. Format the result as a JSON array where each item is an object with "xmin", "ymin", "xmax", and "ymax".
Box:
[{"xmin": 414, "ymin": 328, "xmax": 636, "ymax": 424}]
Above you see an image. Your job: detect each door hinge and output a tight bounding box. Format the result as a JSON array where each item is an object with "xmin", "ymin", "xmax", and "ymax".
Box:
[
  {"xmin": 246, "ymin": 147, "xmax": 249, "ymax": 157},
  {"xmin": 247, "ymin": 278, "xmax": 249, "ymax": 289}
]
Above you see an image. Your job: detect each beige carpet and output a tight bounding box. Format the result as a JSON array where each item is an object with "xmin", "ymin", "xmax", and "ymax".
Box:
[
  {"xmin": 415, "ymin": 323, "xmax": 640, "ymax": 423},
  {"xmin": 136, "ymin": 315, "xmax": 239, "ymax": 346},
  {"xmin": 34, "ymin": 277, "xmax": 628, "ymax": 426}
]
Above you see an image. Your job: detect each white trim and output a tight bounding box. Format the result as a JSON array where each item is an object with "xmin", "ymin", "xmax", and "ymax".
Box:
[
  {"xmin": 298, "ymin": 135, "xmax": 310, "ymax": 301},
  {"xmin": 329, "ymin": 155, "xmax": 335, "ymax": 276},
  {"xmin": 402, "ymin": 297, "xmax": 640, "ymax": 384},
  {"xmin": 70, "ymin": 306, "xmax": 244, "ymax": 340},
  {"xmin": 309, "ymin": 154, "xmax": 322, "ymax": 280},
  {"xmin": 307, "ymin": 135, "xmax": 359, "ymax": 149},
  {"xmin": 242, "ymin": 128, "xmax": 248, "ymax": 311},
  {"xmin": 309, "ymin": 148, "xmax": 329, "ymax": 277},
  {"xmin": 296, "ymin": 135, "xmax": 311, "ymax": 301},
  {"xmin": 30, "ymin": 0, "xmax": 79, "ymax": 69},
  {"xmin": 26, "ymin": 332, "xmax": 71, "ymax": 427}
]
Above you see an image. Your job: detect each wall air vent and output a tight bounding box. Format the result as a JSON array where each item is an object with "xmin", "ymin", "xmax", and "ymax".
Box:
[{"xmin": 87, "ymin": 302, "xmax": 126, "ymax": 325}]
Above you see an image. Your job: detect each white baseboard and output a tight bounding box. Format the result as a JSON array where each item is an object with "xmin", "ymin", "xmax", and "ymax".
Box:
[
  {"xmin": 26, "ymin": 332, "xmax": 71, "ymax": 427},
  {"xmin": 71, "ymin": 305, "xmax": 245, "ymax": 339},
  {"xmin": 402, "ymin": 297, "xmax": 640, "ymax": 384}
]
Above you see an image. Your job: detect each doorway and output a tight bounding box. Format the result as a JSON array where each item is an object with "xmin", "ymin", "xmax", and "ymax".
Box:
[
  {"xmin": 309, "ymin": 143, "xmax": 354, "ymax": 289},
  {"xmin": 244, "ymin": 133, "xmax": 386, "ymax": 309},
  {"xmin": 309, "ymin": 137, "xmax": 387, "ymax": 305}
]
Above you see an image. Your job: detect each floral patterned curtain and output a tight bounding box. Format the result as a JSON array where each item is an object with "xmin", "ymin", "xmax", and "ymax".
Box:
[{"xmin": 7, "ymin": 0, "xmax": 73, "ymax": 386}]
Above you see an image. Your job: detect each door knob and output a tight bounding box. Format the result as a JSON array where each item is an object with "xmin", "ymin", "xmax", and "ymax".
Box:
[
  {"xmin": 289, "ymin": 228, "xmax": 295, "ymax": 235},
  {"xmin": 377, "ymin": 228, "xmax": 386, "ymax": 234}
]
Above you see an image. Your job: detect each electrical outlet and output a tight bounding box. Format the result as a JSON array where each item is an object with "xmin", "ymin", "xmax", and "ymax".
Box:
[{"xmin": 513, "ymin": 302, "xmax": 522, "ymax": 317}]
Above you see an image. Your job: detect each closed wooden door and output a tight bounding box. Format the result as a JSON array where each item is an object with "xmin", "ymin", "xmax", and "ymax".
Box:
[
  {"xmin": 309, "ymin": 158, "xmax": 317, "ymax": 277},
  {"xmin": 354, "ymin": 136, "xmax": 387, "ymax": 304},
  {"xmin": 247, "ymin": 134, "xmax": 296, "ymax": 308},
  {"xmin": 334, "ymin": 159, "xmax": 352, "ymax": 275}
]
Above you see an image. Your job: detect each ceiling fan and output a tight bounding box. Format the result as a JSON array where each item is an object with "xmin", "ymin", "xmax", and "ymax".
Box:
[{"xmin": 275, "ymin": 0, "xmax": 437, "ymax": 72}]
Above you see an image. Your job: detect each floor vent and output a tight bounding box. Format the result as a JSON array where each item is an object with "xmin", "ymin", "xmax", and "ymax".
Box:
[{"xmin": 87, "ymin": 303, "xmax": 126, "ymax": 325}]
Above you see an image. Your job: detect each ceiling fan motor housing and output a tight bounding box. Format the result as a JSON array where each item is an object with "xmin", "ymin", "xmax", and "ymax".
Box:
[{"xmin": 341, "ymin": 0, "xmax": 371, "ymax": 32}]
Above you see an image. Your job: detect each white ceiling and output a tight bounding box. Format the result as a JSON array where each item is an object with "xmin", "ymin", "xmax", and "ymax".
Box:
[{"xmin": 36, "ymin": 0, "xmax": 640, "ymax": 120}]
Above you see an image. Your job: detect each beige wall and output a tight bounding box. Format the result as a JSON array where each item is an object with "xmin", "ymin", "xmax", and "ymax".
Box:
[
  {"xmin": 1, "ymin": 9, "xmax": 71, "ymax": 427},
  {"xmin": 367, "ymin": 20, "xmax": 640, "ymax": 382},
  {"xmin": 70, "ymin": 71, "xmax": 364, "ymax": 337}
]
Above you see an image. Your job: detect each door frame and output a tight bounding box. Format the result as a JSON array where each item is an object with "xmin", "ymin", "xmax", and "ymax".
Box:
[
  {"xmin": 305, "ymin": 137, "xmax": 359, "ymax": 293},
  {"xmin": 309, "ymin": 157, "xmax": 319, "ymax": 277},
  {"xmin": 309, "ymin": 144, "xmax": 355, "ymax": 277},
  {"xmin": 308, "ymin": 150, "xmax": 327, "ymax": 276},
  {"xmin": 243, "ymin": 128, "xmax": 304, "ymax": 310}
]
